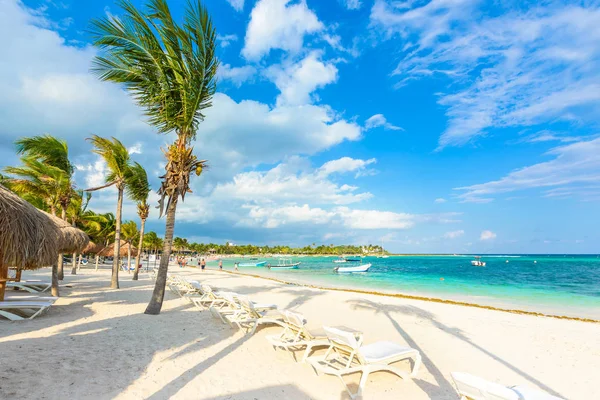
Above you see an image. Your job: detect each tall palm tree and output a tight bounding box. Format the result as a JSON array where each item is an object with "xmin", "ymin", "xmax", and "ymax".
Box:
[
  {"xmin": 86, "ymin": 135, "xmax": 131, "ymax": 289},
  {"xmin": 4, "ymin": 135, "xmax": 74, "ymax": 294},
  {"xmin": 90, "ymin": 0, "xmax": 218, "ymax": 314},
  {"xmin": 67, "ymin": 190, "xmax": 92, "ymax": 274},
  {"xmin": 125, "ymin": 162, "xmax": 151, "ymax": 280},
  {"xmin": 120, "ymin": 220, "xmax": 138, "ymax": 274}
]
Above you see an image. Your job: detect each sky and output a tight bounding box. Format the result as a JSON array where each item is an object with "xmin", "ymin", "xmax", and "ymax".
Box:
[{"xmin": 1, "ymin": 0, "xmax": 599, "ymax": 254}]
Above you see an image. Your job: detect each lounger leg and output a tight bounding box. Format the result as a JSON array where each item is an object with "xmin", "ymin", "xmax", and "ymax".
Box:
[
  {"xmin": 411, "ymin": 352, "xmax": 422, "ymax": 377},
  {"xmin": 0, "ymin": 310, "xmax": 24, "ymax": 321},
  {"xmin": 338, "ymin": 375, "xmax": 358, "ymax": 400},
  {"xmin": 356, "ymin": 369, "xmax": 372, "ymax": 399},
  {"xmin": 28, "ymin": 307, "xmax": 47, "ymax": 319}
]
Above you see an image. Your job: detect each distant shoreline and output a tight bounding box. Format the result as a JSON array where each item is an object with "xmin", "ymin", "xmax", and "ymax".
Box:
[{"xmin": 209, "ymin": 267, "xmax": 600, "ymax": 324}]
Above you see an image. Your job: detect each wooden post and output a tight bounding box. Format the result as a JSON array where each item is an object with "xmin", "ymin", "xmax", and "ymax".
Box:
[
  {"xmin": 15, "ymin": 268, "xmax": 22, "ymax": 282},
  {"xmin": 0, "ymin": 253, "xmax": 7, "ymax": 301}
]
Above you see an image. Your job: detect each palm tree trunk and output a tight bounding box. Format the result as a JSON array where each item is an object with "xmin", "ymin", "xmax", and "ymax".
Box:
[
  {"xmin": 77, "ymin": 253, "xmax": 83, "ymax": 272},
  {"xmin": 111, "ymin": 187, "xmax": 124, "ymax": 289},
  {"xmin": 133, "ymin": 218, "xmax": 146, "ymax": 281},
  {"xmin": 52, "ymin": 256, "xmax": 60, "ymax": 297},
  {"xmin": 145, "ymin": 195, "xmax": 179, "ymax": 315},
  {"xmin": 95, "ymin": 254, "xmax": 100, "ymax": 271},
  {"xmin": 127, "ymin": 243, "xmax": 132, "ymax": 274},
  {"xmin": 57, "ymin": 207, "xmax": 67, "ymax": 280},
  {"xmin": 71, "ymin": 252, "xmax": 77, "ymax": 275}
]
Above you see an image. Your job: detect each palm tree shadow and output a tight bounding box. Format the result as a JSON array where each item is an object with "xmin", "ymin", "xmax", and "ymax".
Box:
[
  {"xmin": 275, "ymin": 287, "xmax": 326, "ymax": 310},
  {"xmin": 347, "ymin": 299, "xmax": 565, "ymax": 399}
]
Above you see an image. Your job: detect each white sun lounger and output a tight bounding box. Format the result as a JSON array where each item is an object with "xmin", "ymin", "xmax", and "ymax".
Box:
[
  {"xmin": 229, "ymin": 296, "xmax": 284, "ymax": 335},
  {"xmin": 451, "ymin": 372, "xmax": 565, "ymax": 400},
  {"xmin": 308, "ymin": 326, "xmax": 421, "ymax": 399},
  {"xmin": 266, "ymin": 310, "xmax": 331, "ymax": 362},
  {"xmin": 0, "ymin": 301, "xmax": 53, "ymax": 321},
  {"xmin": 4, "ymin": 295, "xmax": 58, "ymax": 303},
  {"xmin": 7, "ymin": 281, "xmax": 52, "ymax": 293}
]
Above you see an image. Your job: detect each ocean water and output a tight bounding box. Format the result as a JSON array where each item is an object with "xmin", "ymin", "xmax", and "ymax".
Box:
[{"xmin": 215, "ymin": 255, "xmax": 600, "ymax": 319}]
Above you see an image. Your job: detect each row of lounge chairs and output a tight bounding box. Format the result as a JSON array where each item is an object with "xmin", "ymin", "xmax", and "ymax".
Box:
[
  {"xmin": 0, "ymin": 280, "xmax": 55, "ymax": 320},
  {"xmin": 161, "ymin": 272, "xmax": 563, "ymax": 400}
]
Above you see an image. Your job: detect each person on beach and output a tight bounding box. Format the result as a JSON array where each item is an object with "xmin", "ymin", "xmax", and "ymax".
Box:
[
  {"xmin": 234, "ymin": 262, "xmax": 239, "ymax": 271},
  {"xmin": 219, "ymin": 260, "xmax": 223, "ymax": 270},
  {"xmin": 201, "ymin": 258, "xmax": 206, "ymax": 271}
]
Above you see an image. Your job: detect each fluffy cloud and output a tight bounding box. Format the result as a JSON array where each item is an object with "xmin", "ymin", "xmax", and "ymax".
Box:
[
  {"xmin": 371, "ymin": 1, "xmax": 600, "ymax": 148},
  {"xmin": 225, "ymin": 0, "xmax": 244, "ymax": 12},
  {"xmin": 343, "ymin": 0, "xmax": 362, "ymax": 10},
  {"xmin": 434, "ymin": 198, "xmax": 446, "ymax": 203},
  {"xmin": 319, "ymin": 157, "xmax": 376, "ymax": 177},
  {"xmin": 365, "ymin": 114, "xmax": 402, "ymax": 130},
  {"xmin": 457, "ymin": 138, "xmax": 600, "ymax": 203},
  {"xmin": 480, "ymin": 230, "xmax": 497, "ymax": 241},
  {"xmin": 444, "ymin": 230, "xmax": 464, "ymax": 239},
  {"xmin": 242, "ymin": 0, "xmax": 323, "ymax": 60},
  {"xmin": 217, "ymin": 64, "xmax": 257, "ymax": 86},
  {"xmin": 268, "ymin": 51, "xmax": 338, "ymax": 106}
]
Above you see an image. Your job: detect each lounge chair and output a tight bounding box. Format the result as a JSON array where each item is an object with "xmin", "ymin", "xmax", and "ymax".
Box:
[
  {"xmin": 4, "ymin": 295, "xmax": 58, "ymax": 303},
  {"xmin": 451, "ymin": 372, "xmax": 565, "ymax": 400},
  {"xmin": 308, "ymin": 326, "xmax": 421, "ymax": 399},
  {"xmin": 266, "ymin": 310, "xmax": 331, "ymax": 362},
  {"xmin": 229, "ymin": 296, "xmax": 284, "ymax": 335},
  {"xmin": 0, "ymin": 300, "xmax": 53, "ymax": 321},
  {"xmin": 6, "ymin": 281, "xmax": 52, "ymax": 293}
]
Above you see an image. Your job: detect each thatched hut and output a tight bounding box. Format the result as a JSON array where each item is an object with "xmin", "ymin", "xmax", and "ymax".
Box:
[
  {"xmin": 83, "ymin": 241, "xmax": 104, "ymax": 254},
  {"xmin": 0, "ymin": 185, "xmax": 90, "ymax": 298},
  {"xmin": 98, "ymin": 240, "xmax": 138, "ymax": 257}
]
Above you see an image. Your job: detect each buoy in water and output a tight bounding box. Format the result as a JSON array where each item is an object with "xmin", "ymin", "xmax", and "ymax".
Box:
[
  {"xmin": 440, "ymin": 277, "xmax": 445, "ymax": 281},
  {"xmin": 534, "ymin": 260, "xmax": 537, "ymax": 264},
  {"xmin": 506, "ymin": 260, "xmax": 509, "ymax": 263}
]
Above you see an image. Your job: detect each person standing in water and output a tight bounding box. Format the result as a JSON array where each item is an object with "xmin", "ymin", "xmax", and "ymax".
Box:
[
  {"xmin": 201, "ymin": 258, "xmax": 206, "ymax": 271},
  {"xmin": 218, "ymin": 259, "xmax": 223, "ymax": 270}
]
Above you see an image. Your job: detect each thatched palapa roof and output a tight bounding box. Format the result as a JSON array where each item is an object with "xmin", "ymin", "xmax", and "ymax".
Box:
[
  {"xmin": 42, "ymin": 211, "xmax": 89, "ymax": 254},
  {"xmin": 98, "ymin": 240, "xmax": 138, "ymax": 257},
  {"xmin": 0, "ymin": 184, "xmax": 61, "ymax": 268},
  {"xmin": 83, "ymin": 241, "xmax": 104, "ymax": 254}
]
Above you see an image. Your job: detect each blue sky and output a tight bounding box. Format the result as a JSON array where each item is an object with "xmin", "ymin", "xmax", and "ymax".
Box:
[{"xmin": 2, "ymin": 0, "xmax": 599, "ymax": 253}]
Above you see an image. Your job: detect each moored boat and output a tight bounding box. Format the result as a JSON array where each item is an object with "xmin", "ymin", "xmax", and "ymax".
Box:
[
  {"xmin": 334, "ymin": 263, "xmax": 372, "ymax": 273},
  {"xmin": 268, "ymin": 257, "xmax": 301, "ymax": 269},
  {"xmin": 471, "ymin": 256, "xmax": 486, "ymax": 267},
  {"xmin": 239, "ymin": 261, "xmax": 267, "ymax": 267}
]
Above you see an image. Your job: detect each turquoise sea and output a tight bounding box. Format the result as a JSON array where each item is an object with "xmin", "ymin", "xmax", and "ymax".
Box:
[{"xmin": 215, "ymin": 255, "xmax": 600, "ymax": 319}]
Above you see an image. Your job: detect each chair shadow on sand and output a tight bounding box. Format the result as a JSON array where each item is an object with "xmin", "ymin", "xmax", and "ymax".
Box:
[{"xmin": 347, "ymin": 299, "xmax": 565, "ymax": 399}]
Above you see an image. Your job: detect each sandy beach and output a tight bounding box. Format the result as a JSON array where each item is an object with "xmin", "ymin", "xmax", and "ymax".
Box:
[{"xmin": 2, "ymin": 266, "xmax": 599, "ymax": 400}]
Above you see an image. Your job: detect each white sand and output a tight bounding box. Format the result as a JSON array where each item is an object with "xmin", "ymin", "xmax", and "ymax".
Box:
[{"xmin": 1, "ymin": 266, "xmax": 599, "ymax": 399}]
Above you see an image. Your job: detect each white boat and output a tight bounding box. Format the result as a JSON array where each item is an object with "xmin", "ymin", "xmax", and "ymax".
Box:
[
  {"xmin": 471, "ymin": 256, "xmax": 486, "ymax": 267},
  {"xmin": 239, "ymin": 261, "xmax": 267, "ymax": 267},
  {"xmin": 335, "ymin": 263, "xmax": 372, "ymax": 273},
  {"xmin": 333, "ymin": 257, "xmax": 348, "ymax": 264},
  {"xmin": 268, "ymin": 257, "xmax": 301, "ymax": 269},
  {"xmin": 376, "ymin": 240, "xmax": 390, "ymax": 258}
]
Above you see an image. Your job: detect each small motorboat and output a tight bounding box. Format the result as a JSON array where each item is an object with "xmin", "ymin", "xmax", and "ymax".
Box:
[
  {"xmin": 333, "ymin": 257, "xmax": 347, "ymax": 264},
  {"xmin": 471, "ymin": 256, "xmax": 486, "ymax": 267},
  {"xmin": 268, "ymin": 257, "xmax": 301, "ymax": 270},
  {"xmin": 335, "ymin": 263, "xmax": 372, "ymax": 273},
  {"xmin": 239, "ymin": 261, "xmax": 267, "ymax": 267}
]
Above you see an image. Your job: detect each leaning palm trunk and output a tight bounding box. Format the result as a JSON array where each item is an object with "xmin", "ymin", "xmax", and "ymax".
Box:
[
  {"xmin": 133, "ymin": 218, "xmax": 146, "ymax": 281},
  {"xmin": 111, "ymin": 187, "xmax": 124, "ymax": 289},
  {"xmin": 145, "ymin": 195, "xmax": 178, "ymax": 314}
]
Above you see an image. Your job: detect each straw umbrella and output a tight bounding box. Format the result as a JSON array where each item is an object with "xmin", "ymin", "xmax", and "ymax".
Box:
[
  {"xmin": 98, "ymin": 240, "xmax": 138, "ymax": 270},
  {"xmin": 0, "ymin": 185, "xmax": 60, "ymax": 300},
  {"xmin": 83, "ymin": 241, "xmax": 105, "ymax": 270}
]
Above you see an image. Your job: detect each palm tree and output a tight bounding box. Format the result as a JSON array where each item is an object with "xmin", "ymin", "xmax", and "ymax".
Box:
[
  {"xmin": 86, "ymin": 135, "xmax": 131, "ymax": 289},
  {"xmin": 4, "ymin": 135, "xmax": 74, "ymax": 294},
  {"xmin": 67, "ymin": 190, "xmax": 92, "ymax": 274},
  {"xmin": 126, "ymin": 162, "xmax": 151, "ymax": 280},
  {"xmin": 90, "ymin": 0, "xmax": 218, "ymax": 314},
  {"xmin": 120, "ymin": 220, "xmax": 138, "ymax": 274},
  {"xmin": 83, "ymin": 212, "xmax": 116, "ymax": 270}
]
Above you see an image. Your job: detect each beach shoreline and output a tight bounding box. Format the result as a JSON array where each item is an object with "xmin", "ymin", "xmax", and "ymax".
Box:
[{"xmin": 207, "ymin": 267, "xmax": 600, "ymax": 323}]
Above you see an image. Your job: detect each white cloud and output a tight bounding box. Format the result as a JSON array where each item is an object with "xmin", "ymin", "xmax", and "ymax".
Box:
[
  {"xmin": 268, "ymin": 51, "xmax": 338, "ymax": 106},
  {"xmin": 242, "ymin": 0, "xmax": 323, "ymax": 60},
  {"xmin": 336, "ymin": 207, "xmax": 415, "ymax": 229},
  {"xmin": 343, "ymin": 0, "xmax": 362, "ymax": 10},
  {"xmin": 242, "ymin": 204, "xmax": 335, "ymax": 228},
  {"xmin": 218, "ymin": 64, "xmax": 257, "ymax": 86},
  {"xmin": 457, "ymin": 138, "xmax": 600, "ymax": 203},
  {"xmin": 371, "ymin": 1, "xmax": 600, "ymax": 148},
  {"xmin": 365, "ymin": 114, "xmax": 402, "ymax": 130},
  {"xmin": 212, "ymin": 156, "xmax": 373, "ymax": 206},
  {"xmin": 434, "ymin": 198, "xmax": 446, "ymax": 203},
  {"xmin": 444, "ymin": 230, "xmax": 464, "ymax": 239},
  {"xmin": 480, "ymin": 230, "xmax": 496, "ymax": 241},
  {"xmin": 217, "ymin": 33, "xmax": 238, "ymax": 47},
  {"xmin": 127, "ymin": 142, "xmax": 142, "ymax": 155},
  {"xmin": 225, "ymin": 0, "xmax": 244, "ymax": 12},
  {"xmin": 318, "ymin": 157, "xmax": 376, "ymax": 177}
]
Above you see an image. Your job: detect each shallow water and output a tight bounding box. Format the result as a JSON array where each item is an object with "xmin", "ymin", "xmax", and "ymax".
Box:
[{"xmin": 214, "ymin": 255, "xmax": 600, "ymax": 319}]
